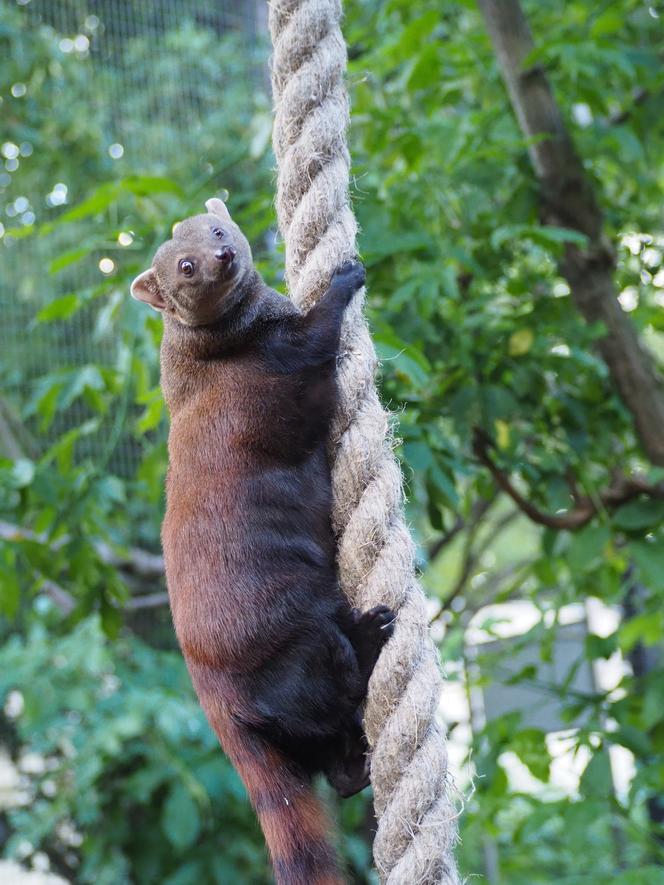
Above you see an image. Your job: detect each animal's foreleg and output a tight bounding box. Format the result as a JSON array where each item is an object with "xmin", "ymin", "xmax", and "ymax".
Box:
[{"xmin": 299, "ymin": 260, "xmax": 366, "ymax": 363}]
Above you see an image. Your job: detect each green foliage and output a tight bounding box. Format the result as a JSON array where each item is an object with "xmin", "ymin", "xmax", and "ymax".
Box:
[
  {"xmin": 342, "ymin": 0, "xmax": 664, "ymax": 880},
  {"xmin": 0, "ymin": 616, "xmax": 373, "ymax": 883},
  {"xmin": 1, "ymin": 0, "xmax": 664, "ymax": 882},
  {"xmin": 0, "ymin": 617, "xmax": 271, "ymax": 883},
  {"xmin": 0, "ymin": 5, "xmax": 376, "ymax": 882}
]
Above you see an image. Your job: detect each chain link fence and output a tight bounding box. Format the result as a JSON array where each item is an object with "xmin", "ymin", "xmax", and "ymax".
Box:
[{"xmin": 1, "ymin": 0, "xmax": 267, "ymax": 478}]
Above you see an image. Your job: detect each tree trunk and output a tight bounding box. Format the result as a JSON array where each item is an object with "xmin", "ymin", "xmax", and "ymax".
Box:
[{"xmin": 477, "ymin": 0, "xmax": 664, "ymax": 466}]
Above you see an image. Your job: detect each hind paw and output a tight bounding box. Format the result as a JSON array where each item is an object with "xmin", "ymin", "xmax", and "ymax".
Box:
[{"xmin": 358, "ymin": 605, "xmax": 396, "ymax": 643}]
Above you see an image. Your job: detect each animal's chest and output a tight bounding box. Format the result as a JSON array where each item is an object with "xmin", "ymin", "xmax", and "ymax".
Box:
[
  {"xmin": 162, "ymin": 356, "xmax": 337, "ymax": 669},
  {"xmin": 176, "ymin": 360, "xmax": 332, "ymax": 462},
  {"xmin": 168, "ymin": 360, "xmax": 285, "ymax": 450}
]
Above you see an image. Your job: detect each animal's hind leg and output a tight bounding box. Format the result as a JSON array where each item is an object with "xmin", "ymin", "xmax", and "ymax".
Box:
[
  {"xmin": 323, "ymin": 710, "xmax": 370, "ymax": 798},
  {"xmin": 320, "ymin": 606, "xmax": 396, "ymax": 798},
  {"xmin": 240, "ymin": 624, "xmax": 367, "ymax": 749},
  {"xmin": 343, "ymin": 605, "xmax": 396, "ymax": 690}
]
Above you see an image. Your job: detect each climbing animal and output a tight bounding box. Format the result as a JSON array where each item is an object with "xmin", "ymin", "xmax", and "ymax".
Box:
[{"xmin": 131, "ymin": 198, "xmax": 395, "ymax": 885}]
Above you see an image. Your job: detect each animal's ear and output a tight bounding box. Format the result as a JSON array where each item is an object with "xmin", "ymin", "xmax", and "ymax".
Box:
[
  {"xmin": 130, "ymin": 268, "xmax": 167, "ymax": 311},
  {"xmin": 206, "ymin": 197, "xmax": 232, "ymax": 223}
]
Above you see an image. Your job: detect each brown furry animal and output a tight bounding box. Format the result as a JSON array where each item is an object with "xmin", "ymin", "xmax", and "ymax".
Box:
[{"xmin": 131, "ymin": 198, "xmax": 395, "ymax": 885}]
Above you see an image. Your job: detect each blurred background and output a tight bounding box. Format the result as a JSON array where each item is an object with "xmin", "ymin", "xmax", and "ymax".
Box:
[{"xmin": 1, "ymin": 0, "xmax": 663, "ymax": 882}]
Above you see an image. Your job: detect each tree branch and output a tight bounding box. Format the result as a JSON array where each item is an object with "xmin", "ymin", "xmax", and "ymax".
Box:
[
  {"xmin": 0, "ymin": 397, "xmax": 38, "ymax": 460},
  {"xmin": 427, "ymin": 493, "xmax": 497, "ymax": 562},
  {"xmin": 429, "ymin": 506, "xmax": 520, "ymax": 623},
  {"xmin": 0, "ymin": 520, "xmax": 168, "ymax": 612},
  {"xmin": 27, "ymin": 574, "xmax": 168, "ymax": 616},
  {"xmin": 472, "ymin": 427, "xmax": 664, "ymax": 530},
  {"xmin": 477, "ymin": 0, "xmax": 664, "ymax": 466},
  {"xmin": 40, "ymin": 578, "xmax": 76, "ymax": 615},
  {"xmin": 124, "ymin": 591, "xmax": 170, "ymax": 610},
  {"xmin": 93, "ymin": 540, "xmax": 164, "ymax": 579},
  {"xmin": 0, "ymin": 521, "xmax": 164, "ymax": 578},
  {"xmin": 608, "ymin": 87, "xmax": 651, "ymax": 126},
  {"xmin": 427, "ymin": 515, "xmax": 465, "ymax": 562}
]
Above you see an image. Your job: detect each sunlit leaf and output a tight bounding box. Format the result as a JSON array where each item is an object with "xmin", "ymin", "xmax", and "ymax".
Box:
[
  {"xmin": 508, "ymin": 328, "xmax": 534, "ymax": 357},
  {"xmin": 36, "ymin": 293, "xmax": 81, "ymax": 322}
]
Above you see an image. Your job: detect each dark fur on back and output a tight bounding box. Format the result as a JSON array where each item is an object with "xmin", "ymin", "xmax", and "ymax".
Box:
[{"xmin": 131, "ymin": 201, "xmax": 394, "ymax": 884}]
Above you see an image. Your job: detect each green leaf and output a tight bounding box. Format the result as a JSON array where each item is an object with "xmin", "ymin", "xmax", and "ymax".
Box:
[
  {"xmin": 491, "ymin": 224, "xmax": 588, "ymax": 250},
  {"xmin": 508, "ymin": 328, "xmax": 534, "ymax": 357},
  {"xmin": 630, "ymin": 540, "xmax": 664, "ymax": 590},
  {"xmin": 162, "ymin": 784, "xmax": 201, "ymax": 851},
  {"xmin": 511, "ymin": 729, "xmax": 550, "ymax": 781},
  {"xmin": 136, "ymin": 390, "xmax": 165, "ymax": 434},
  {"xmin": 579, "ymin": 751, "xmax": 611, "ymax": 799},
  {"xmin": 613, "ymin": 499, "xmax": 664, "ymax": 531},
  {"xmin": 584, "ymin": 632, "xmax": 617, "ymax": 661},
  {"xmin": 163, "ymin": 861, "xmax": 206, "ymax": 885},
  {"xmin": 619, "ymin": 612, "xmax": 664, "ymax": 652},
  {"xmin": 36, "ymin": 294, "xmax": 81, "ymax": 323},
  {"xmin": 121, "ymin": 175, "xmax": 183, "ymax": 198},
  {"xmin": 407, "ymin": 44, "xmax": 442, "ymax": 91},
  {"xmin": 43, "ymin": 419, "xmax": 100, "ymax": 471},
  {"xmin": 428, "ymin": 460, "xmax": 459, "ymax": 508},
  {"xmin": 26, "ymin": 380, "xmax": 59, "ymax": 429},
  {"xmin": 57, "ymin": 183, "xmax": 119, "ymax": 224},
  {"xmin": 403, "ymin": 440, "xmax": 433, "ymax": 472},
  {"xmin": 0, "ymin": 546, "xmax": 20, "ymax": 617},
  {"xmin": 590, "ymin": 11, "xmax": 624, "ymax": 38},
  {"xmin": 48, "ymin": 247, "xmax": 90, "ymax": 275},
  {"xmin": 567, "ymin": 525, "xmax": 610, "ymax": 573},
  {"xmin": 61, "ymin": 366, "xmax": 106, "ymax": 409},
  {"xmin": 374, "ymin": 328, "xmax": 431, "ymax": 387},
  {"xmin": 613, "ymin": 725, "xmax": 652, "ymax": 758},
  {"xmin": 95, "ymin": 476, "xmax": 126, "ymax": 505},
  {"xmin": 55, "ymin": 176, "xmax": 182, "ymax": 225},
  {"xmin": 361, "ymin": 225, "xmax": 434, "ymax": 264},
  {"xmin": 394, "ymin": 10, "xmax": 440, "ymax": 57},
  {"xmin": 100, "ymin": 596, "xmax": 123, "ymax": 640},
  {"xmin": 528, "ymin": 226, "xmax": 589, "ymax": 247}
]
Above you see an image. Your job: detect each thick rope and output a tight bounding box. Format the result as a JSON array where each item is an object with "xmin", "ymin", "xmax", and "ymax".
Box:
[{"xmin": 268, "ymin": 2, "xmax": 460, "ymax": 883}]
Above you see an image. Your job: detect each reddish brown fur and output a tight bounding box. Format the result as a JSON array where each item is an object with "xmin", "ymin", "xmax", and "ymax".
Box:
[
  {"xmin": 131, "ymin": 204, "xmax": 394, "ymax": 884},
  {"xmin": 161, "ymin": 331, "xmax": 346, "ymax": 882},
  {"xmin": 199, "ymin": 688, "xmax": 342, "ymax": 885}
]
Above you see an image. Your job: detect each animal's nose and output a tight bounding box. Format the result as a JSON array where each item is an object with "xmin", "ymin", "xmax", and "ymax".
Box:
[{"xmin": 215, "ymin": 246, "xmax": 236, "ymax": 264}]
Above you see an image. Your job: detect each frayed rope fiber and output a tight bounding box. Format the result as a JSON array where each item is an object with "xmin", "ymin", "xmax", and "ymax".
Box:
[{"xmin": 268, "ymin": 1, "xmax": 460, "ymax": 882}]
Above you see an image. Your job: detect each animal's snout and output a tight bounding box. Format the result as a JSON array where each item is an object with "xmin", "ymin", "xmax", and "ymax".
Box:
[{"xmin": 215, "ymin": 246, "xmax": 236, "ymax": 265}]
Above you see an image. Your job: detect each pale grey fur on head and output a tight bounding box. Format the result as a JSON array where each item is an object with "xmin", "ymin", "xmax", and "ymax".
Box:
[
  {"xmin": 130, "ymin": 198, "xmax": 253, "ymax": 327},
  {"xmin": 269, "ymin": 1, "xmax": 460, "ymax": 882}
]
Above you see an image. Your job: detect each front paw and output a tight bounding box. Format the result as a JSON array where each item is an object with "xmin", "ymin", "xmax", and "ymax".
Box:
[{"xmin": 330, "ymin": 260, "xmax": 366, "ymax": 301}]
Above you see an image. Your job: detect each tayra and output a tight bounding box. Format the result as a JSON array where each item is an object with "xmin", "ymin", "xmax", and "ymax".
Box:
[{"xmin": 131, "ymin": 198, "xmax": 395, "ymax": 885}]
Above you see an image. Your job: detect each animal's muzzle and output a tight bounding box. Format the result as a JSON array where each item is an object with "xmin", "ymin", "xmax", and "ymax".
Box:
[{"xmin": 215, "ymin": 246, "xmax": 236, "ymax": 266}]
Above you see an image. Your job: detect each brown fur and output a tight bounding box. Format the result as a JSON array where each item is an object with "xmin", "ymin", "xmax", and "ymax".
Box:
[{"xmin": 131, "ymin": 199, "xmax": 394, "ymax": 884}]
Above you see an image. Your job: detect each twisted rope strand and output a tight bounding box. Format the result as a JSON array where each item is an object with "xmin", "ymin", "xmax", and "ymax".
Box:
[{"xmin": 269, "ymin": 2, "xmax": 460, "ymax": 881}]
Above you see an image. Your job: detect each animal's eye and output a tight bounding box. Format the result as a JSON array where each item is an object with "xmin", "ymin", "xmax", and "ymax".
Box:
[
  {"xmin": 212, "ymin": 228, "xmax": 224, "ymax": 239},
  {"xmin": 179, "ymin": 259, "xmax": 195, "ymax": 277}
]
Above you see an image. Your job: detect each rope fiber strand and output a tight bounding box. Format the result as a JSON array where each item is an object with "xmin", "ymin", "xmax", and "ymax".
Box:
[{"xmin": 268, "ymin": 2, "xmax": 460, "ymax": 882}]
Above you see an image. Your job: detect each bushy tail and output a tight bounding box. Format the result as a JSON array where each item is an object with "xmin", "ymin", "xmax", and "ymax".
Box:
[{"xmin": 224, "ymin": 724, "xmax": 344, "ymax": 885}]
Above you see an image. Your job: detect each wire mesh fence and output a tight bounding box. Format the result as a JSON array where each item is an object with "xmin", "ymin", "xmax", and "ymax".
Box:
[{"xmin": 1, "ymin": 0, "xmax": 268, "ymax": 478}]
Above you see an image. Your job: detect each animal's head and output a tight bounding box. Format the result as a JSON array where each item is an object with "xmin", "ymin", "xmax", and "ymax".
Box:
[{"xmin": 130, "ymin": 198, "xmax": 253, "ymax": 326}]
